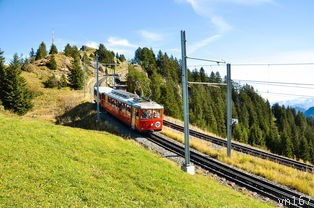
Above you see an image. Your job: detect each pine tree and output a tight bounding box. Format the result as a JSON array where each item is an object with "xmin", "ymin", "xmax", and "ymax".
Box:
[
  {"xmin": 233, "ymin": 124, "xmax": 248, "ymax": 143},
  {"xmin": 160, "ymin": 81, "xmax": 181, "ymax": 119},
  {"xmin": 29, "ymin": 48, "xmax": 35, "ymax": 63},
  {"xmin": 209, "ymin": 71, "xmax": 217, "ymax": 82},
  {"xmin": 69, "ymin": 55, "xmax": 83, "ymax": 90},
  {"xmin": 64, "ymin": 43, "xmax": 72, "ymax": 56},
  {"xmin": 266, "ymin": 124, "xmax": 281, "ymax": 154},
  {"xmin": 150, "ymin": 71, "xmax": 163, "ymax": 102},
  {"xmin": 30, "ymin": 48, "xmax": 35, "ymax": 57},
  {"xmin": 35, "ymin": 42, "xmax": 47, "ymax": 60},
  {"xmin": 119, "ymin": 54, "xmax": 126, "ymax": 62},
  {"xmin": 299, "ymin": 136, "xmax": 310, "ymax": 162},
  {"xmin": 0, "ymin": 49, "xmax": 6, "ymax": 103},
  {"xmin": 49, "ymin": 43, "xmax": 58, "ymax": 54},
  {"xmin": 281, "ymin": 131, "xmax": 293, "ymax": 158},
  {"xmin": 1, "ymin": 54, "xmax": 33, "ymax": 115},
  {"xmin": 21, "ymin": 58, "xmax": 31, "ymax": 72},
  {"xmin": 96, "ymin": 44, "xmax": 115, "ymax": 65},
  {"xmin": 215, "ymin": 72, "xmax": 222, "ymax": 83},
  {"xmin": 249, "ymin": 124, "xmax": 264, "ymax": 146},
  {"xmin": 71, "ymin": 46, "xmax": 79, "ymax": 58},
  {"xmin": 134, "ymin": 47, "xmax": 157, "ymax": 77},
  {"xmin": 47, "ymin": 54, "xmax": 57, "ymax": 70},
  {"xmin": 83, "ymin": 52, "xmax": 90, "ymax": 67},
  {"xmin": 29, "ymin": 49, "xmax": 35, "ymax": 63},
  {"xmin": 64, "ymin": 44, "xmax": 79, "ymax": 59},
  {"xmin": 127, "ymin": 65, "xmax": 151, "ymax": 97},
  {"xmin": 199, "ymin": 67, "xmax": 206, "ymax": 82},
  {"xmin": 59, "ymin": 74, "xmax": 68, "ymax": 88}
]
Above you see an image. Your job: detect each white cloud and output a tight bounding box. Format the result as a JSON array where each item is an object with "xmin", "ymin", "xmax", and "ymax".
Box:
[
  {"xmin": 176, "ymin": 0, "xmax": 273, "ymax": 33},
  {"xmin": 188, "ymin": 34, "xmax": 221, "ymax": 54},
  {"xmin": 139, "ymin": 30, "xmax": 163, "ymax": 41},
  {"xmin": 107, "ymin": 37, "xmax": 137, "ymax": 48},
  {"xmin": 111, "ymin": 48, "xmax": 134, "ymax": 59},
  {"xmin": 211, "ymin": 15, "xmax": 232, "ymax": 33},
  {"xmin": 177, "ymin": 0, "xmax": 273, "ymax": 6},
  {"xmin": 227, "ymin": 0, "xmax": 273, "ymax": 5},
  {"xmin": 85, "ymin": 41, "xmax": 99, "ymax": 49}
]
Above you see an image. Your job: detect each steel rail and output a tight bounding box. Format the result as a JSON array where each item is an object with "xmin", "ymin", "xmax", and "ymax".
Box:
[{"xmin": 163, "ymin": 120, "xmax": 314, "ymax": 172}]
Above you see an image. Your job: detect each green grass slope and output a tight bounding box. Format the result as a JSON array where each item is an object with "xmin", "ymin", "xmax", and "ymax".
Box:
[{"xmin": 0, "ymin": 113, "xmax": 273, "ymax": 208}]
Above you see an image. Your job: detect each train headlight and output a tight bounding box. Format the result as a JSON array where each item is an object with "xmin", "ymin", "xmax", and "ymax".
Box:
[{"xmin": 156, "ymin": 121, "xmax": 161, "ymax": 128}]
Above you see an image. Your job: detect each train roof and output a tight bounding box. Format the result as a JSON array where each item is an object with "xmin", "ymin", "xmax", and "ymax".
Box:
[{"xmin": 96, "ymin": 87, "xmax": 163, "ymax": 109}]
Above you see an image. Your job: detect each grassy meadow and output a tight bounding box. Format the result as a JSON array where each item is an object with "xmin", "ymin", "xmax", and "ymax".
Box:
[{"xmin": 0, "ymin": 113, "xmax": 274, "ymax": 207}]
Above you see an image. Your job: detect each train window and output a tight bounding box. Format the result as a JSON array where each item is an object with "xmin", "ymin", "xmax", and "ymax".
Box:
[
  {"xmin": 141, "ymin": 109, "xmax": 161, "ymax": 119},
  {"xmin": 141, "ymin": 109, "xmax": 152, "ymax": 119},
  {"xmin": 136, "ymin": 109, "xmax": 139, "ymax": 119},
  {"xmin": 118, "ymin": 102, "xmax": 122, "ymax": 111},
  {"xmin": 152, "ymin": 109, "xmax": 161, "ymax": 118},
  {"xmin": 126, "ymin": 105, "xmax": 131, "ymax": 117}
]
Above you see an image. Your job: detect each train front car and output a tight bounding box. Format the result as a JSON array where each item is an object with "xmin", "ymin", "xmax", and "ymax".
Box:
[
  {"xmin": 132, "ymin": 99, "xmax": 164, "ymax": 132},
  {"xmin": 96, "ymin": 86, "xmax": 164, "ymax": 133}
]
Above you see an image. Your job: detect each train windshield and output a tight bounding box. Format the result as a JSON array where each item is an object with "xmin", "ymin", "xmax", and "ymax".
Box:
[{"xmin": 141, "ymin": 109, "xmax": 161, "ymax": 119}]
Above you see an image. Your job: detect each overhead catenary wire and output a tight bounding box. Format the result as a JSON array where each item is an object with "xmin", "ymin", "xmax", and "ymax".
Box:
[
  {"xmin": 258, "ymin": 91, "xmax": 314, "ymax": 98},
  {"xmin": 186, "ymin": 56, "xmax": 226, "ymax": 64},
  {"xmin": 187, "ymin": 62, "xmax": 314, "ymax": 68},
  {"xmin": 188, "ymin": 81, "xmax": 227, "ymax": 86},
  {"xmin": 242, "ymin": 83, "xmax": 314, "ymax": 90},
  {"xmin": 232, "ymin": 62, "xmax": 314, "ymax": 66},
  {"xmin": 234, "ymin": 79, "xmax": 314, "ymax": 96},
  {"xmin": 234, "ymin": 79, "xmax": 314, "ymax": 87}
]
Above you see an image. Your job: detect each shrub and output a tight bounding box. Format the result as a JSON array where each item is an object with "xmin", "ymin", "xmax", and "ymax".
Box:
[
  {"xmin": 43, "ymin": 74, "xmax": 68, "ymax": 89},
  {"xmin": 43, "ymin": 74, "xmax": 59, "ymax": 88},
  {"xmin": 59, "ymin": 74, "xmax": 68, "ymax": 88},
  {"xmin": 47, "ymin": 54, "xmax": 57, "ymax": 70}
]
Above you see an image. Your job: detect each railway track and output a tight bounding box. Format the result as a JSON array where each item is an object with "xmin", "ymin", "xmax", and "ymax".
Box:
[
  {"xmin": 147, "ymin": 133, "xmax": 314, "ymax": 208},
  {"xmin": 163, "ymin": 120, "xmax": 314, "ymax": 172}
]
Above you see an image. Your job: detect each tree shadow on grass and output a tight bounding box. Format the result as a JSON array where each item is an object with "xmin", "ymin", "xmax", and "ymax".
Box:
[{"xmin": 56, "ymin": 102, "xmax": 137, "ymax": 138}]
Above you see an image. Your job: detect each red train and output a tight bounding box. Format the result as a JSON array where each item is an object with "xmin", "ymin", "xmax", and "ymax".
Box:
[{"xmin": 95, "ymin": 87, "xmax": 164, "ymax": 132}]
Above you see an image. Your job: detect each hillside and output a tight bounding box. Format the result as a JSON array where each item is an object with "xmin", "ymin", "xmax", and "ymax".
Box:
[
  {"xmin": 0, "ymin": 113, "xmax": 273, "ymax": 208},
  {"xmin": 20, "ymin": 46, "xmax": 128, "ymax": 122}
]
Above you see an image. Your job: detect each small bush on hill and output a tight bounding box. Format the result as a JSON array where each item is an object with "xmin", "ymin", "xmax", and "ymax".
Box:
[
  {"xmin": 43, "ymin": 75, "xmax": 59, "ymax": 88},
  {"xmin": 59, "ymin": 74, "xmax": 68, "ymax": 88},
  {"xmin": 47, "ymin": 54, "xmax": 57, "ymax": 70},
  {"xmin": 43, "ymin": 74, "xmax": 68, "ymax": 89},
  {"xmin": 21, "ymin": 59, "xmax": 34, "ymax": 72}
]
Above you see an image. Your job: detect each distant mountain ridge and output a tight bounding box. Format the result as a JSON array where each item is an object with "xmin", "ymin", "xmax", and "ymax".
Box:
[
  {"xmin": 278, "ymin": 98, "xmax": 314, "ymax": 117},
  {"xmin": 305, "ymin": 107, "xmax": 314, "ymax": 117},
  {"xmin": 278, "ymin": 98, "xmax": 314, "ymax": 109},
  {"xmin": 293, "ymin": 106, "xmax": 306, "ymax": 113}
]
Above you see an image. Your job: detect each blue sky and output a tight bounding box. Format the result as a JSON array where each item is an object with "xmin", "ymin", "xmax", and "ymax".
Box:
[{"xmin": 1, "ymin": 0, "xmax": 314, "ymax": 103}]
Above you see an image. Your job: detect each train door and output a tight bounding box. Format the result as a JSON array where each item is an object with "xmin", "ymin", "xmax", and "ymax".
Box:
[{"xmin": 131, "ymin": 107, "xmax": 135, "ymax": 129}]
